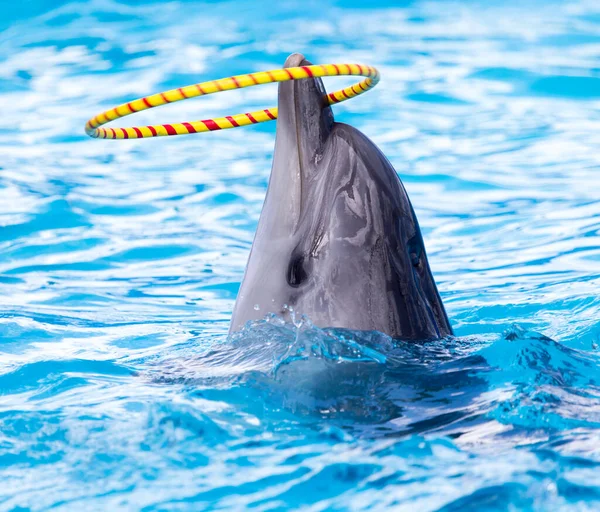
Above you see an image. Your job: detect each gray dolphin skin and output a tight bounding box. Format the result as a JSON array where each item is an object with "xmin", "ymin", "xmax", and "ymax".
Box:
[{"xmin": 230, "ymin": 53, "xmax": 452, "ymax": 341}]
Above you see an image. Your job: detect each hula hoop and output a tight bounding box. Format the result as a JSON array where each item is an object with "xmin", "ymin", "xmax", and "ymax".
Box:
[{"xmin": 85, "ymin": 64, "xmax": 380, "ymax": 139}]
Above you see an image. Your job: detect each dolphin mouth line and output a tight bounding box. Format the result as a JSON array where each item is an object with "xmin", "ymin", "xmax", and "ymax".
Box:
[{"xmin": 293, "ymin": 77, "xmax": 307, "ymax": 221}]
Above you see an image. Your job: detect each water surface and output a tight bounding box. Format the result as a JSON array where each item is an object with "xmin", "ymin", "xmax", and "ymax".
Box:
[{"xmin": 2, "ymin": 0, "xmax": 600, "ymax": 509}]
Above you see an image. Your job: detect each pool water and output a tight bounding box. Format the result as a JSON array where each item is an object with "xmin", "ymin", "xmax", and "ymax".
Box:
[{"xmin": 2, "ymin": 0, "xmax": 600, "ymax": 509}]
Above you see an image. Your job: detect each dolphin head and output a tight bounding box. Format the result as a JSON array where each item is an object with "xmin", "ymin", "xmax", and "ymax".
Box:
[{"xmin": 231, "ymin": 53, "xmax": 452, "ymax": 341}]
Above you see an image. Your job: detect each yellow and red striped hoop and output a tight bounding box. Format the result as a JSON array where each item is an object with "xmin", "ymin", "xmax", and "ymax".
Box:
[{"xmin": 85, "ymin": 63, "xmax": 380, "ymax": 139}]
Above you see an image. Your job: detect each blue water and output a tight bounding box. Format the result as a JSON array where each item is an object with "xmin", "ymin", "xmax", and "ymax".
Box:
[{"xmin": 2, "ymin": 0, "xmax": 600, "ymax": 509}]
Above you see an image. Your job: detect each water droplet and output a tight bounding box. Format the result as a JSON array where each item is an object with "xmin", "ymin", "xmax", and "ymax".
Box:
[{"xmin": 253, "ymin": 304, "xmax": 260, "ymax": 311}]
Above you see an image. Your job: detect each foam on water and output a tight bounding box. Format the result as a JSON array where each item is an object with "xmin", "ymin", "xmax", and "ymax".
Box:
[{"xmin": 2, "ymin": 0, "xmax": 600, "ymax": 509}]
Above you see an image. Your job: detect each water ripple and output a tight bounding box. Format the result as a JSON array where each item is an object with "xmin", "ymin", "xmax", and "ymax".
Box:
[{"xmin": 2, "ymin": 0, "xmax": 600, "ymax": 509}]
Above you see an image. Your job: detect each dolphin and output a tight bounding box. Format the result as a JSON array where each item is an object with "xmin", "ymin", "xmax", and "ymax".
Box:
[{"xmin": 230, "ymin": 53, "xmax": 452, "ymax": 341}]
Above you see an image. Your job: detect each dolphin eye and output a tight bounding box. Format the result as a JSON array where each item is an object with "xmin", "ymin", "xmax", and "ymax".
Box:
[
  {"xmin": 407, "ymin": 234, "xmax": 423, "ymax": 268},
  {"xmin": 287, "ymin": 254, "xmax": 307, "ymax": 287},
  {"xmin": 410, "ymin": 251, "xmax": 421, "ymax": 267}
]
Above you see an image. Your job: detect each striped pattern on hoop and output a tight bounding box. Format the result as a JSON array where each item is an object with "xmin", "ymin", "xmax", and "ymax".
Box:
[{"xmin": 85, "ymin": 63, "xmax": 380, "ymax": 139}]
